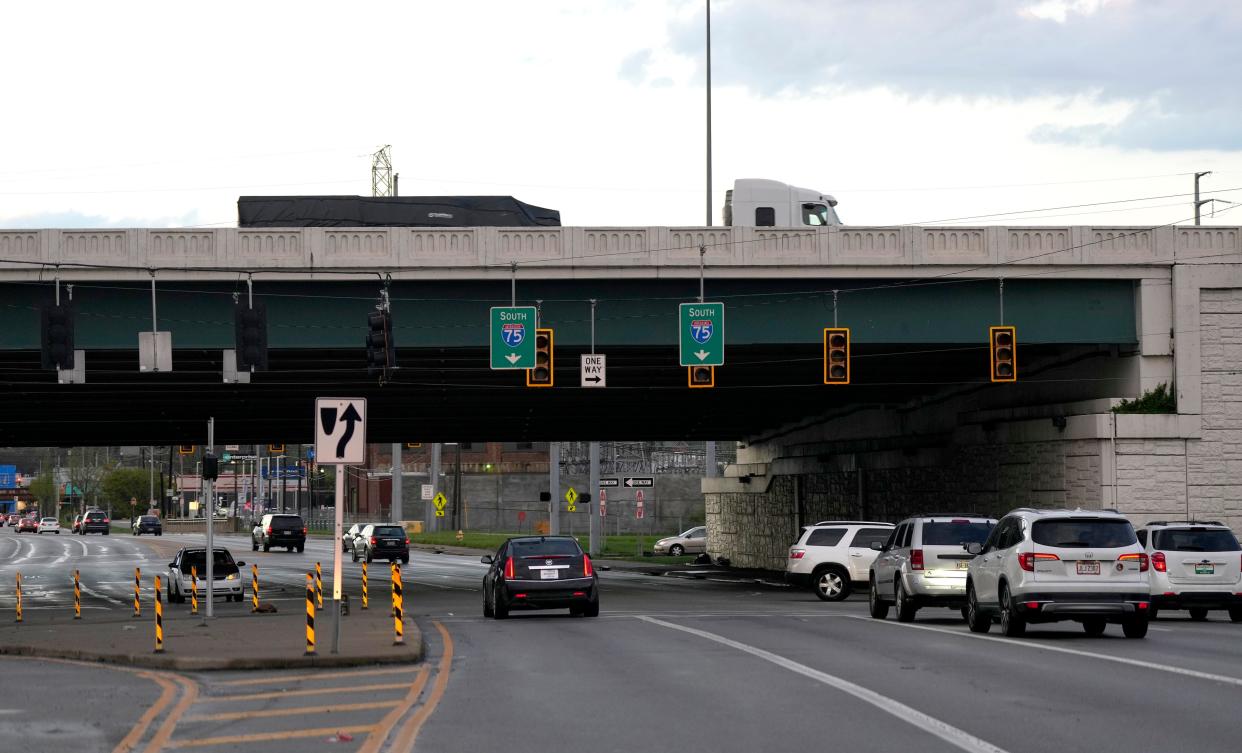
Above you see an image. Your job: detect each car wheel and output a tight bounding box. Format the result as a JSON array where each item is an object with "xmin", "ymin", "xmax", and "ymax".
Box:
[
  {"xmin": 263, "ymin": 543, "xmax": 270, "ymax": 552},
  {"xmin": 252, "ymin": 540, "xmax": 258, "ymax": 552},
  {"xmin": 401, "ymin": 555, "xmax": 410, "ymax": 565},
  {"xmin": 297, "ymin": 544, "xmax": 305, "ymax": 553},
  {"xmin": 484, "ymin": 591, "xmax": 494, "ymax": 618},
  {"xmin": 103, "ymin": 530, "xmax": 109, "ymax": 535},
  {"xmin": 669, "ymin": 544, "xmax": 685, "ymax": 556},
  {"xmin": 1122, "ymin": 616, "xmax": 1149, "ymax": 639},
  {"xmin": 1189, "ymin": 607, "xmax": 1209, "ymax": 621},
  {"xmin": 965, "ymin": 585, "xmax": 992, "ymax": 634},
  {"xmin": 895, "ymin": 580, "xmax": 918, "ymax": 623},
  {"xmin": 583, "ymin": 599, "xmax": 600, "ymax": 618},
  {"xmin": 1149, "ymin": 607, "xmax": 1159, "ymax": 621},
  {"xmin": 1082, "ymin": 618, "xmax": 1107, "ymax": 637},
  {"xmin": 999, "ymin": 583, "xmax": 1026, "ymax": 638},
  {"xmin": 1227, "ymin": 606, "xmax": 1242, "ymax": 623},
  {"xmin": 812, "ymin": 566, "xmax": 851, "ymax": 602},
  {"xmin": 365, "ymin": 550, "xmax": 373, "ymax": 563},
  {"xmin": 868, "ymin": 576, "xmax": 890, "ymax": 620},
  {"xmin": 493, "ymin": 586, "xmax": 509, "ymax": 619},
  {"xmin": 351, "ymin": 548, "xmax": 358, "ymax": 563}
]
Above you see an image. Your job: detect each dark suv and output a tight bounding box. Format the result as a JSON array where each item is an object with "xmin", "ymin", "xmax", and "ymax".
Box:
[
  {"xmin": 132, "ymin": 515, "xmax": 162, "ymax": 536},
  {"xmin": 251, "ymin": 513, "xmax": 306, "ymax": 552},
  {"xmin": 80, "ymin": 509, "xmax": 111, "ymax": 535},
  {"xmin": 350, "ymin": 524, "xmax": 410, "ymax": 564}
]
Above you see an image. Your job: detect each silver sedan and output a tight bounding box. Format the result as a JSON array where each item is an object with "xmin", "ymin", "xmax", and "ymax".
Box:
[{"xmin": 653, "ymin": 526, "xmax": 707, "ymax": 556}]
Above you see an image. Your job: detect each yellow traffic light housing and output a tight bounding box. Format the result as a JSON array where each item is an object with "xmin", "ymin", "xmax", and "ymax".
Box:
[
  {"xmin": 688, "ymin": 365, "xmax": 714, "ymax": 388},
  {"xmin": 405, "ymin": 443, "xmax": 422, "ymax": 449},
  {"xmin": 989, "ymin": 326, "xmax": 1017, "ymax": 382},
  {"xmin": 268, "ymin": 443, "xmax": 285, "ymax": 454},
  {"xmin": 823, "ymin": 327, "xmax": 850, "ymax": 385},
  {"xmin": 177, "ymin": 445, "xmax": 196, "ymax": 456},
  {"xmin": 526, "ymin": 328, "xmax": 554, "ymax": 387}
]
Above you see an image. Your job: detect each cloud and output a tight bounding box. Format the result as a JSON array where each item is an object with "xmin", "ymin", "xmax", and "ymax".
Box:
[
  {"xmin": 0, "ymin": 210, "xmax": 205, "ymax": 229},
  {"xmin": 648, "ymin": 0, "xmax": 1242, "ymax": 151}
]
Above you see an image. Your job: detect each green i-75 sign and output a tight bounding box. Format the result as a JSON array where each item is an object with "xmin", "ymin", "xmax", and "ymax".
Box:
[
  {"xmin": 679, "ymin": 302, "xmax": 725, "ymax": 366},
  {"xmin": 490, "ymin": 306, "xmax": 538, "ymax": 369}
]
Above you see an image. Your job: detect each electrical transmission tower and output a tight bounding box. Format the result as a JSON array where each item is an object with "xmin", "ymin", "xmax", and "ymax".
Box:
[{"xmin": 372, "ymin": 145, "xmax": 394, "ymax": 197}]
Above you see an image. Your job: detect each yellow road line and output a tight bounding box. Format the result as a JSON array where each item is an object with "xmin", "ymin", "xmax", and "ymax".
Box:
[
  {"xmin": 112, "ymin": 672, "xmax": 178, "ymax": 753},
  {"xmin": 183, "ymin": 700, "xmax": 398, "ymax": 723},
  {"xmin": 165, "ymin": 725, "xmax": 375, "ymax": 749},
  {"xmin": 213, "ymin": 665, "xmax": 420, "ymax": 687},
  {"xmin": 142, "ymin": 673, "xmax": 200, "ymax": 753},
  {"xmin": 387, "ymin": 621, "xmax": 454, "ymax": 752},
  {"xmin": 356, "ymin": 667, "xmax": 431, "ymax": 753},
  {"xmin": 199, "ymin": 681, "xmax": 412, "ymax": 703}
]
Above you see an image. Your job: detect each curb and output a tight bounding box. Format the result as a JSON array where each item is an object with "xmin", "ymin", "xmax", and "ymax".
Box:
[{"xmin": 0, "ymin": 636, "xmax": 426, "ymax": 672}]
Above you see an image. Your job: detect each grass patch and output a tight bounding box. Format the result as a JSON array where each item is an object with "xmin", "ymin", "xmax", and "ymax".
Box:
[
  {"xmin": 1113, "ymin": 382, "xmax": 1176, "ymax": 414},
  {"xmin": 409, "ymin": 530, "xmax": 683, "ymax": 559}
]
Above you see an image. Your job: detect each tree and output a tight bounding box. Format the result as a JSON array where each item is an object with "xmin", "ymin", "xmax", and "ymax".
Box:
[
  {"xmin": 65, "ymin": 448, "xmax": 108, "ymax": 514},
  {"xmin": 102, "ymin": 468, "xmax": 150, "ymax": 520},
  {"xmin": 28, "ymin": 473, "xmax": 56, "ymax": 510}
]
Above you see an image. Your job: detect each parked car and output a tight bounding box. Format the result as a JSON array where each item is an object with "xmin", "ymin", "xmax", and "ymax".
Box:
[
  {"xmin": 786, "ymin": 521, "xmax": 895, "ymax": 601},
  {"xmin": 965, "ymin": 508, "xmax": 1151, "ymax": 638},
  {"xmin": 1136, "ymin": 520, "xmax": 1242, "ymax": 622},
  {"xmin": 869, "ymin": 515, "xmax": 997, "ymax": 622},
  {"xmin": 653, "ymin": 526, "xmax": 708, "ymax": 556},
  {"xmin": 251, "ymin": 513, "xmax": 306, "ymax": 552},
  {"xmin": 351, "ymin": 524, "xmax": 410, "ymax": 564},
  {"xmin": 79, "ymin": 509, "xmax": 110, "ymax": 535},
  {"xmin": 482, "ymin": 535, "xmax": 599, "ymax": 618},
  {"xmin": 36, "ymin": 517, "xmax": 61, "ymax": 534},
  {"xmin": 166, "ymin": 547, "xmax": 246, "ymax": 603},
  {"xmin": 342, "ymin": 523, "xmax": 364, "ymax": 553},
  {"xmin": 16, "ymin": 517, "xmax": 38, "ymax": 533},
  {"xmin": 132, "ymin": 515, "xmax": 162, "ymax": 536}
]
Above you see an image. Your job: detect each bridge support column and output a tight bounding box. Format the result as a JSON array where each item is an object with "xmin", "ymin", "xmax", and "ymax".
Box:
[{"xmin": 548, "ymin": 442, "xmax": 560, "ymax": 535}]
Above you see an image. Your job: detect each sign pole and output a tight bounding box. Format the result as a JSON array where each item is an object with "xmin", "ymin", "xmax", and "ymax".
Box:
[
  {"xmin": 332, "ymin": 462, "xmax": 344, "ymax": 654},
  {"xmin": 205, "ymin": 417, "xmax": 214, "ymax": 619}
]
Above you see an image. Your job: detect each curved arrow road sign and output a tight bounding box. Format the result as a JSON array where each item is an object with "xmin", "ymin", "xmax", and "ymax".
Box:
[{"xmin": 314, "ymin": 397, "xmax": 367, "ymax": 464}]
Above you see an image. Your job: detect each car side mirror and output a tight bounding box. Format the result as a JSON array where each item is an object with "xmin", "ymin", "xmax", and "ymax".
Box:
[
  {"xmin": 236, "ymin": 561, "xmax": 245, "ymax": 567},
  {"xmin": 965, "ymin": 542, "xmax": 983, "ymax": 556},
  {"xmin": 168, "ymin": 562, "xmax": 176, "ymax": 569},
  {"xmin": 480, "ymin": 555, "xmax": 493, "ymax": 565},
  {"xmin": 870, "ymin": 541, "xmax": 884, "ymax": 551}
]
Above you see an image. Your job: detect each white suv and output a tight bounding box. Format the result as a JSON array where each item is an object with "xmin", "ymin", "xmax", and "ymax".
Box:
[
  {"xmin": 786, "ymin": 522, "xmax": 894, "ymax": 601},
  {"xmin": 869, "ymin": 514, "xmax": 996, "ymax": 622},
  {"xmin": 1136, "ymin": 520, "xmax": 1242, "ymax": 622},
  {"xmin": 965, "ymin": 508, "xmax": 1151, "ymax": 638}
]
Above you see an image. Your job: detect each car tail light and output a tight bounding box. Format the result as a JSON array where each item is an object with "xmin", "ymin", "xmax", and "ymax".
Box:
[
  {"xmin": 265, "ymin": 526, "xmax": 272, "ymax": 535},
  {"xmin": 405, "ymin": 538, "xmax": 410, "ymax": 545},
  {"xmin": 514, "ymin": 593, "xmax": 527, "ymax": 599},
  {"xmin": 573, "ymin": 591, "xmax": 586, "ymax": 597},
  {"xmin": 103, "ymin": 518, "xmax": 110, "ymax": 524},
  {"xmin": 302, "ymin": 527, "xmax": 307, "ymax": 534},
  {"xmin": 1119, "ymin": 553, "xmax": 1149, "ymax": 572},
  {"xmin": 504, "ymin": 557, "xmax": 514, "ymax": 579},
  {"xmin": 911, "ymin": 549, "xmax": 924, "ymax": 571},
  {"xmin": 583, "ymin": 555, "xmax": 594, "ymax": 577},
  {"xmin": 1024, "ymin": 601, "xmax": 1040, "ymax": 610},
  {"xmin": 1018, "ymin": 552, "xmax": 1060, "ymax": 571},
  {"xmin": 1137, "ymin": 601, "xmax": 1150, "ymax": 610},
  {"xmin": 370, "ymin": 537, "xmax": 378, "ymax": 546},
  {"xmin": 1152, "ymin": 552, "xmax": 1167, "ymax": 572},
  {"xmin": 789, "ymin": 549, "xmax": 805, "ymax": 559}
]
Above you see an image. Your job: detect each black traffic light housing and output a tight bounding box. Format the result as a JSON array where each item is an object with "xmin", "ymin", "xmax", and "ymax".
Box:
[
  {"xmin": 178, "ymin": 445, "xmax": 196, "ymax": 456},
  {"xmin": 688, "ymin": 365, "xmax": 714, "ymax": 388},
  {"xmin": 823, "ymin": 327, "xmax": 850, "ymax": 385},
  {"xmin": 989, "ymin": 326, "xmax": 1017, "ymax": 382},
  {"xmin": 202, "ymin": 453, "xmax": 219, "ymax": 481},
  {"xmin": 40, "ymin": 303, "xmax": 75, "ymax": 370},
  {"xmin": 539, "ymin": 491, "xmax": 552, "ymax": 502},
  {"xmin": 526, "ymin": 328, "xmax": 554, "ymax": 387},
  {"xmin": 234, "ymin": 302, "xmax": 268, "ymax": 371},
  {"xmin": 366, "ymin": 309, "xmax": 397, "ymax": 378}
]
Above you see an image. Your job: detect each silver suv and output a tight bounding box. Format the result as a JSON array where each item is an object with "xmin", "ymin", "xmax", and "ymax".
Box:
[
  {"xmin": 786, "ymin": 522, "xmax": 894, "ymax": 601},
  {"xmin": 965, "ymin": 508, "xmax": 1151, "ymax": 638},
  {"xmin": 1136, "ymin": 520, "xmax": 1242, "ymax": 622},
  {"xmin": 869, "ymin": 514, "xmax": 996, "ymax": 622}
]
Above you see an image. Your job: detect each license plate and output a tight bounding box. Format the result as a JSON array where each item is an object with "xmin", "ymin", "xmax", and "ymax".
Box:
[
  {"xmin": 1077, "ymin": 561, "xmax": 1101, "ymax": 575},
  {"xmin": 540, "ymin": 569, "xmax": 558, "ymax": 580},
  {"xmin": 956, "ymin": 560, "xmax": 970, "ymax": 570},
  {"xmin": 1195, "ymin": 564, "xmax": 1215, "ymax": 575},
  {"xmin": 383, "ymin": 540, "xmax": 397, "ymax": 546}
]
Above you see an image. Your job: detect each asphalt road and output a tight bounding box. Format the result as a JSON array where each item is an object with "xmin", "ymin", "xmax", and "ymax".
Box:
[{"xmin": 3, "ymin": 526, "xmax": 1241, "ymax": 752}]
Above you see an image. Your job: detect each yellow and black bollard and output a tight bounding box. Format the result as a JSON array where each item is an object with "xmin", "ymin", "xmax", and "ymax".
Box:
[
  {"xmin": 304, "ymin": 573, "xmax": 316, "ymax": 656},
  {"xmin": 314, "ymin": 561, "xmax": 323, "ymax": 611},
  {"xmin": 73, "ymin": 570, "xmax": 81, "ymax": 620},
  {"xmin": 361, "ymin": 561, "xmax": 369, "ymax": 610},
  {"xmin": 154, "ymin": 575, "xmax": 164, "ymax": 654},
  {"xmin": 133, "ymin": 567, "xmax": 141, "ymax": 618},
  {"xmin": 250, "ymin": 564, "xmax": 259, "ymax": 612},
  {"xmin": 392, "ymin": 562, "xmax": 404, "ymax": 645},
  {"xmin": 190, "ymin": 566, "xmax": 199, "ymax": 615},
  {"xmin": 15, "ymin": 573, "xmax": 22, "ymax": 623}
]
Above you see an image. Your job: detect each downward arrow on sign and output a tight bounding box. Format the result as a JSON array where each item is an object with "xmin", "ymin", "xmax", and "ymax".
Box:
[
  {"xmin": 505, "ymin": 353, "xmax": 521, "ymax": 365},
  {"xmin": 694, "ymin": 350, "xmax": 710, "ymax": 361}
]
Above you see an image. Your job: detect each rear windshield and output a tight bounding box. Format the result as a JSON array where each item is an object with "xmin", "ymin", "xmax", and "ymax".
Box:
[
  {"xmin": 85, "ymin": 512, "xmax": 106, "ymax": 520},
  {"xmin": 509, "ymin": 538, "xmax": 581, "ymax": 558},
  {"xmin": 1153, "ymin": 528, "xmax": 1241, "ymax": 552},
  {"xmin": 923, "ymin": 521, "xmax": 994, "ymax": 547},
  {"xmin": 806, "ymin": 528, "xmax": 846, "ymax": 547},
  {"xmin": 1032, "ymin": 519, "xmax": 1137, "ymax": 548},
  {"xmin": 373, "ymin": 526, "xmax": 405, "ymax": 537},
  {"xmin": 140, "ymin": 516, "xmax": 159, "ymax": 524},
  {"xmin": 269, "ymin": 516, "xmax": 303, "ymax": 530}
]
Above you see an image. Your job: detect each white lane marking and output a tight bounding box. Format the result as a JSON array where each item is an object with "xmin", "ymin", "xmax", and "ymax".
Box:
[
  {"xmin": 79, "ymin": 584, "xmax": 126, "ymax": 606},
  {"xmin": 638, "ymin": 616, "xmax": 1010, "ymax": 753},
  {"xmin": 846, "ymin": 615, "xmax": 1242, "ymax": 688}
]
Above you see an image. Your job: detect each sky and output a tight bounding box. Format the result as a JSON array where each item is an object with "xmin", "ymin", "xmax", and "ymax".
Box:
[{"xmin": 2, "ymin": 0, "xmax": 1241, "ymax": 230}]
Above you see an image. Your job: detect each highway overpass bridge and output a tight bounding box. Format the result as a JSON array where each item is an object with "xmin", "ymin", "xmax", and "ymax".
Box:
[{"xmin": 1, "ymin": 223, "xmax": 1239, "ymax": 562}]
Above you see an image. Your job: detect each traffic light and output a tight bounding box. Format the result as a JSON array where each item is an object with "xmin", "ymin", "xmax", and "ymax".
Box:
[
  {"xmin": 234, "ymin": 302, "xmax": 268, "ymax": 371},
  {"xmin": 526, "ymin": 328, "xmax": 554, "ymax": 387},
  {"xmin": 823, "ymin": 328, "xmax": 850, "ymax": 385},
  {"xmin": 202, "ymin": 454, "xmax": 219, "ymax": 481},
  {"xmin": 688, "ymin": 365, "xmax": 714, "ymax": 388},
  {"xmin": 365, "ymin": 309, "xmax": 397, "ymax": 378},
  {"xmin": 178, "ymin": 445, "xmax": 196, "ymax": 456},
  {"xmin": 40, "ymin": 303, "xmax": 75, "ymax": 370},
  {"xmin": 405, "ymin": 443, "xmax": 422, "ymax": 449},
  {"xmin": 268, "ymin": 444, "xmax": 285, "ymax": 454},
  {"xmin": 989, "ymin": 325, "xmax": 1017, "ymax": 382}
]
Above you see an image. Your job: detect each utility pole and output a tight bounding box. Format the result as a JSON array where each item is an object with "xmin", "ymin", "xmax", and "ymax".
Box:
[
  {"xmin": 453, "ymin": 443, "xmax": 463, "ymax": 530},
  {"xmin": 391, "ymin": 442, "xmax": 403, "ymax": 522},
  {"xmin": 430, "ymin": 443, "xmax": 442, "ymax": 532},
  {"xmin": 705, "ymin": 0, "xmax": 712, "ymax": 226},
  {"xmin": 372, "ymin": 146, "xmax": 394, "ymax": 197},
  {"xmin": 548, "ymin": 442, "xmax": 560, "ymax": 535},
  {"xmin": 1195, "ymin": 171, "xmax": 1212, "ymax": 225}
]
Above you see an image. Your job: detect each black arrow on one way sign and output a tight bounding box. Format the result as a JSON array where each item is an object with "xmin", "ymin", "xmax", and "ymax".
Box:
[
  {"xmin": 584, "ymin": 375, "xmax": 602, "ymax": 383},
  {"xmin": 335, "ymin": 403, "xmax": 363, "ymax": 459}
]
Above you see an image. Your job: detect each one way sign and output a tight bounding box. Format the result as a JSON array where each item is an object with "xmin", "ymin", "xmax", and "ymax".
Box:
[
  {"xmin": 314, "ymin": 397, "xmax": 367, "ymax": 464},
  {"xmin": 580, "ymin": 354, "xmax": 606, "ymax": 388}
]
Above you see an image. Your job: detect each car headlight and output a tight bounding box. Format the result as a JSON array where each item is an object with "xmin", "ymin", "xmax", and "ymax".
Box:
[{"xmin": 225, "ymin": 573, "xmax": 238, "ymax": 580}]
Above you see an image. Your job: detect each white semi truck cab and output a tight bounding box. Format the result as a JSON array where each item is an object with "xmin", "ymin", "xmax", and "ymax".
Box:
[{"xmin": 723, "ymin": 179, "xmax": 841, "ymax": 228}]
